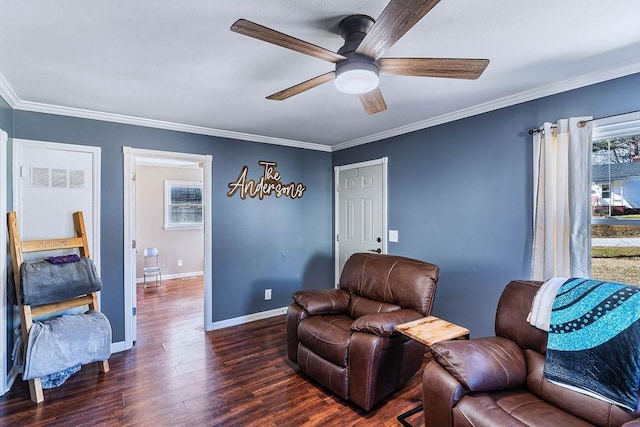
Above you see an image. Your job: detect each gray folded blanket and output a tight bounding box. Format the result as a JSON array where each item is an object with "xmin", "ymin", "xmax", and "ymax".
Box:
[
  {"xmin": 20, "ymin": 256, "xmax": 102, "ymax": 306},
  {"xmin": 21, "ymin": 310, "xmax": 111, "ymax": 380}
]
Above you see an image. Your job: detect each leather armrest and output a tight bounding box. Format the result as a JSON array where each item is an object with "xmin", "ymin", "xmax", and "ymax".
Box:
[
  {"xmin": 291, "ymin": 288, "xmax": 349, "ymax": 314},
  {"xmin": 622, "ymin": 421, "xmax": 640, "ymax": 426},
  {"xmin": 423, "ymin": 360, "xmax": 469, "ymax": 427},
  {"xmin": 350, "ymin": 309, "xmax": 422, "ymax": 337},
  {"xmin": 430, "ymin": 336, "xmax": 527, "ymax": 391}
]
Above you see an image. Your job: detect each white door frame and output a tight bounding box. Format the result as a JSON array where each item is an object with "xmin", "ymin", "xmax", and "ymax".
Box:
[
  {"xmin": 123, "ymin": 147, "xmax": 213, "ymax": 351},
  {"xmin": 0, "ymin": 129, "xmax": 8, "ymax": 394},
  {"xmin": 334, "ymin": 157, "xmax": 388, "ymax": 285}
]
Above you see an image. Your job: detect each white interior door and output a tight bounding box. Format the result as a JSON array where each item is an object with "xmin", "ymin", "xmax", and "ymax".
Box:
[
  {"xmin": 13, "ymin": 139, "xmax": 100, "ymax": 266},
  {"xmin": 335, "ymin": 159, "xmax": 387, "ymax": 282}
]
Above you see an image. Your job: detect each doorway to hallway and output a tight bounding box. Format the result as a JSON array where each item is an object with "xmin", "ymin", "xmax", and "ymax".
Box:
[{"xmin": 123, "ymin": 147, "xmax": 212, "ymax": 351}]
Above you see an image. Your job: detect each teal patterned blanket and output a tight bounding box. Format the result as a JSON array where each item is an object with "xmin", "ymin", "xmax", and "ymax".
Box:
[{"xmin": 544, "ymin": 278, "xmax": 640, "ymax": 410}]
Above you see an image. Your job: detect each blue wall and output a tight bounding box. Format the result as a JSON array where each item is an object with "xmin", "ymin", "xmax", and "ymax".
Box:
[
  {"xmin": 11, "ymin": 111, "xmax": 334, "ymax": 342},
  {"xmin": 333, "ymin": 72, "xmax": 640, "ymax": 337},
  {"xmin": 4, "ymin": 71, "xmax": 640, "ymax": 342},
  {"xmin": 0, "ymin": 96, "xmax": 11, "ymax": 135}
]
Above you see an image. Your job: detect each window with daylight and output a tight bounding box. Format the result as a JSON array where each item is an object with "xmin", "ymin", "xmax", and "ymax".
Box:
[
  {"xmin": 590, "ymin": 112, "xmax": 640, "ymax": 284},
  {"xmin": 164, "ymin": 180, "xmax": 203, "ymax": 229}
]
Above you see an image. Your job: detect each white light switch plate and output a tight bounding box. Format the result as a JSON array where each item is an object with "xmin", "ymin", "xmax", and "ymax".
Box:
[{"xmin": 389, "ymin": 230, "xmax": 398, "ymax": 242}]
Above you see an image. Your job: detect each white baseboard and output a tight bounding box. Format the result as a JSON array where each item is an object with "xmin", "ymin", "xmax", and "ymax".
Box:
[
  {"xmin": 207, "ymin": 306, "xmax": 287, "ymax": 331},
  {"xmin": 136, "ymin": 271, "xmax": 203, "ymax": 284}
]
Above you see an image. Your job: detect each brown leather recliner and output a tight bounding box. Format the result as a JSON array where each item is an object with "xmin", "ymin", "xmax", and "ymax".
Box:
[
  {"xmin": 287, "ymin": 253, "xmax": 439, "ymax": 411},
  {"xmin": 423, "ymin": 280, "xmax": 640, "ymax": 427}
]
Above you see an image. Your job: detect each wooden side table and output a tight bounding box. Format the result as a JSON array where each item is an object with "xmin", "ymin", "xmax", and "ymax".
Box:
[
  {"xmin": 394, "ymin": 316, "xmax": 469, "ymax": 427},
  {"xmin": 395, "ymin": 316, "xmax": 469, "ymax": 346}
]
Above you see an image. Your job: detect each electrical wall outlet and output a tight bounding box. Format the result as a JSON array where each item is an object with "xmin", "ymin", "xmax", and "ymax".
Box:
[
  {"xmin": 389, "ymin": 230, "xmax": 399, "ymax": 242},
  {"xmin": 177, "ymin": 259, "xmax": 183, "ymax": 267},
  {"xmin": 265, "ymin": 289, "xmax": 272, "ymax": 300}
]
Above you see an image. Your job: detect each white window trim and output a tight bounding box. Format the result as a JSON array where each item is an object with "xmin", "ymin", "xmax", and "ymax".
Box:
[
  {"xmin": 593, "ymin": 114, "xmax": 640, "ymax": 141},
  {"xmin": 164, "ymin": 179, "xmax": 203, "ymax": 230}
]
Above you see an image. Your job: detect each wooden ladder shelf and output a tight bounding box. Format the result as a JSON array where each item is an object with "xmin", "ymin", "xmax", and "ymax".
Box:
[{"xmin": 7, "ymin": 211, "xmax": 109, "ymax": 403}]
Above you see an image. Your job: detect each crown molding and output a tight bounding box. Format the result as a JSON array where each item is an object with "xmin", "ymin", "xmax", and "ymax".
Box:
[
  {"xmin": 331, "ymin": 62, "xmax": 640, "ymax": 151},
  {"xmin": 0, "ymin": 73, "xmax": 19, "ymax": 108},
  {"xmin": 9, "ymin": 98, "xmax": 332, "ymax": 152}
]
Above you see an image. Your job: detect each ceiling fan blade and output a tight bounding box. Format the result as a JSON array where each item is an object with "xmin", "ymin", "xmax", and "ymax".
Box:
[
  {"xmin": 360, "ymin": 88, "xmax": 388, "ymax": 115},
  {"xmin": 231, "ymin": 19, "xmax": 346, "ymax": 63},
  {"xmin": 380, "ymin": 58, "xmax": 490, "ymax": 79},
  {"xmin": 266, "ymin": 71, "xmax": 335, "ymax": 101},
  {"xmin": 356, "ymin": 0, "xmax": 441, "ymax": 60}
]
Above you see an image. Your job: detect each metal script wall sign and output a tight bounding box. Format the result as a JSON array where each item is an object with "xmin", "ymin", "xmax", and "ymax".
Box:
[{"xmin": 227, "ymin": 160, "xmax": 306, "ymax": 200}]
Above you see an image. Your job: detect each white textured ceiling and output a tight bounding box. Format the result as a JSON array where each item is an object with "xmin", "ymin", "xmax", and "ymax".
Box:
[{"xmin": 0, "ymin": 1, "xmax": 639, "ymax": 150}]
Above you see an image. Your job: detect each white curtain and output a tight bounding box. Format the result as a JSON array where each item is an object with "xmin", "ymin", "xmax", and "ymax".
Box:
[{"xmin": 531, "ymin": 117, "xmax": 593, "ymax": 280}]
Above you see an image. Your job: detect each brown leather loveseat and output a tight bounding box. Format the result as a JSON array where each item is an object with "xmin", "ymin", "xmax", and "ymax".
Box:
[
  {"xmin": 287, "ymin": 253, "xmax": 439, "ymax": 410},
  {"xmin": 423, "ymin": 280, "xmax": 640, "ymax": 426}
]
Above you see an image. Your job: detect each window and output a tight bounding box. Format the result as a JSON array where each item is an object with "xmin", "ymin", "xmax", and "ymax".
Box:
[
  {"xmin": 590, "ymin": 113, "xmax": 640, "ymax": 284},
  {"xmin": 164, "ymin": 180, "xmax": 203, "ymax": 229}
]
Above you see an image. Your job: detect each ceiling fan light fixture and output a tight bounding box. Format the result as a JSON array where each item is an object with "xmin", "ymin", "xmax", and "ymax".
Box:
[{"xmin": 335, "ymin": 61, "xmax": 379, "ymax": 95}]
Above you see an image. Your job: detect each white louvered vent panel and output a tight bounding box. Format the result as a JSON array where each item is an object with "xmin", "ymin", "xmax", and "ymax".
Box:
[
  {"xmin": 31, "ymin": 167, "xmax": 49, "ymax": 188},
  {"xmin": 70, "ymin": 169, "xmax": 85, "ymax": 189},
  {"xmin": 52, "ymin": 169, "xmax": 68, "ymax": 188}
]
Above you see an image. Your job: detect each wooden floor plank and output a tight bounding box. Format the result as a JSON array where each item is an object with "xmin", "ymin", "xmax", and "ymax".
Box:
[{"xmin": 0, "ymin": 277, "xmax": 426, "ymax": 426}]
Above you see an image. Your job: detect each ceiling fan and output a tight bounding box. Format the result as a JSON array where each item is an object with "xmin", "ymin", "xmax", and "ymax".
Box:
[{"xmin": 230, "ymin": 0, "xmax": 489, "ymax": 115}]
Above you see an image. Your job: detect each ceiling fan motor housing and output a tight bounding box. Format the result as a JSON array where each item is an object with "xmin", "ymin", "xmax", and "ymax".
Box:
[
  {"xmin": 338, "ymin": 14, "xmax": 375, "ymax": 53},
  {"xmin": 335, "ymin": 15, "xmax": 380, "ymax": 95}
]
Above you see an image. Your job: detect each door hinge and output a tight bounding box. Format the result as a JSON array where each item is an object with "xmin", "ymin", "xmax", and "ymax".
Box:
[
  {"xmin": 132, "ymin": 239, "xmax": 136, "ymax": 249},
  {"xmin": 131, "ymin": 171, "xmax": 136, "ymax": 181},
  {"xmin": 132, "ymin": 307, "xmax": 137, "ymax": 316},
  {"xmin": 336, "ymin": 234, "xmax": 339, "ymax": 242},
  {"xmin": 20, "ymin": 165, "xmax": 24, "ymax": 178}
]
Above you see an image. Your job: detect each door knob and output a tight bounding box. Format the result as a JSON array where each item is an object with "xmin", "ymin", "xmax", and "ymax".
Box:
[
  {"xmin": 376, "ymin": 237, "xmax": 382, "ymax": 243},
  {"xmin": 369, "ymin": 248, "xmax": 382, "ymax": 254}
]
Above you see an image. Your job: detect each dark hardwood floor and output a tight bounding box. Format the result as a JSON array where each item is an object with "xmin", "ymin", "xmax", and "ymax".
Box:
[{"xmin": 0, "ymin": 277, "xmax": 427, "ymax": 426}]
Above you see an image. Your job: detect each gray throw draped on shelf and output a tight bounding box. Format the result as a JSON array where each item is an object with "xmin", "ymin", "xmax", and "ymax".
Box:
[
  {"xmin": 20, "ymin": 256, "xmax": 102, "ymax": 306},
  {"xmin": 17, "ymin": 310, "xmax": 112, "ymax": 381}
]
